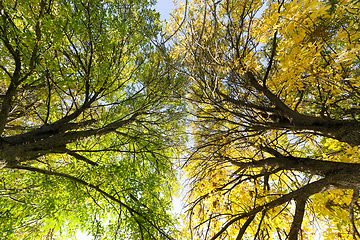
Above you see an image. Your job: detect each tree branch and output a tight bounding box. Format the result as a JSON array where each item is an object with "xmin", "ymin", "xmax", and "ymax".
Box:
[
  {"xmin": 210, "ymin": 177, "xmax": 338, "ymax": 240},
  {"xmin": 254, "ymin": 210, "xmax": 266, "ymax": 239},
  {"xmin": 262, "ymin": 31, "xmax": 277, "ymax": 87},
  {"xmin": 246, "ymin": 71, "xmax": 294, "ymax": 116},
  {"xmin": 350, "ymin": 188, "xmax": 360, "ymax": 239},
  {"xmin": 236, "ymin": 214, "xmax": 256, "ymax": 240},
  {"xmin": 288, "ymin": 197, "xmax": 307, "ymax": 240},
  {"xmin": 226, "ymin": 153, "xmax": 360, "ymax": 178},
  {"xmin": 66, "ymin": 150, "xmax": 98, "ymax": 166},
  {"xmin": 9, "ymin": 164, "xmax": 174, "ymax": 240}
]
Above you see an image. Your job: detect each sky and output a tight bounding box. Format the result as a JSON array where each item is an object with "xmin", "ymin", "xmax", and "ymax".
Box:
[
  {"xmin": 155, "ymin": 0, "xmax": 176, "ymax": 21},
  {"xmin": 75, "ymin": 2, "xmax": 176, "ymax": 239}
]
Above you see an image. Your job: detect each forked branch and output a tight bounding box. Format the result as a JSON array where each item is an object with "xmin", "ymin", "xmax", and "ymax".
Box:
[{"xmin": 210, "ymin": 177, "xmax": 337, "ymax": 240}]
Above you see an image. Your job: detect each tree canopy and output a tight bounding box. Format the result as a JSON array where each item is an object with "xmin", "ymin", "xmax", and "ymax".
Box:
[
  {"xmin": 169, "ymin": 0, "xmax": 360, "ymax": 239},
  {"xmin": 2, "ymin": 0, "xmax": 360, "ymax": 239},
  {"xmin": 0, "ymin": 0, "xmax": 186, "ymax": 239}
]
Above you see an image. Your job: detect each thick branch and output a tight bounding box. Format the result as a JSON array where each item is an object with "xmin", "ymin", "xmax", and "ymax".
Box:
[
  {"xmin": 246, "ymin": 71, "xmax": 360, "ymax": 145},
  {"xmin": 1, "ymin": 113, "xmax": 143, "ymax": 166},
  {"xmin": 0, "ymin": 82, "xmax": 18, "ymax": 136},
  {"xmin": 0, "ymin": 1, "xmax": 45, "ymax": 135},
  {"xmin": 227, "ymin": 155, "xmax": 359, "ymax": 178},
  {"xmin": 0, "ymin": 9, "xmax": 21, "ymax": 135},
  {"xmin": 4, "ymin": 90, "xmax": 104, "ymax": 145},
  {"xmin": 288, "ymin": 198, "xmax": 307, "ymax": 240},
  {"xmin": 236, "ymin": 214, "xmax": 256, "ymax": 240}
]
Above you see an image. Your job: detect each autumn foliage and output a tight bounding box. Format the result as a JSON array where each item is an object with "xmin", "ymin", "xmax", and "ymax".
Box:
[
  {"xmin": 169, "ymin": 0, "xmax": 360, "ymax": 239},
  {"xmin": 1, "ymin": 0, "xmax": 360, "ymax": 239}
]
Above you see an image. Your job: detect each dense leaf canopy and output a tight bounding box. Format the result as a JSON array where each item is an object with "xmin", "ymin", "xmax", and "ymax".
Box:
[
  {"xmin": 169, "ymin": 0, "xmax": 360, "ymax": 239},
  {"xmin": 0, "ymin": 0, "xmax": 185, "ymax": 239},
  {"xmin": 2, "ymin": 0, "xmax": 360, "ymax": 239}
]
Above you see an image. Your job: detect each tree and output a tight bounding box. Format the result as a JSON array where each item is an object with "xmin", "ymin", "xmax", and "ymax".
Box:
[
  {"xmin": 169, "ymin": 0, "xmax": 360, "ymax": 239},
  {"xmin": 0, "ymin": 0, "xmax": 185, "ymax": 239}
]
